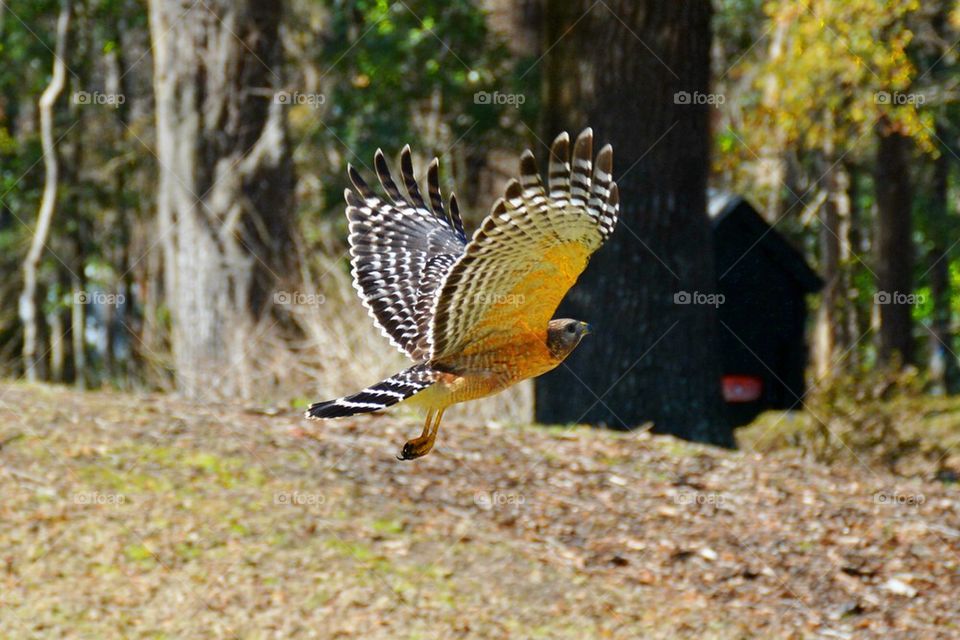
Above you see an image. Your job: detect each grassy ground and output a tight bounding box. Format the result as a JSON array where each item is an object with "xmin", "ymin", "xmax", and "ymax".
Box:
[{"xmin": 1, "ymin": 382, "xmax": 959, "ymax": 639}]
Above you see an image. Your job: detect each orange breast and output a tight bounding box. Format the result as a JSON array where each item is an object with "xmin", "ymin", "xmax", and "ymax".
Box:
[{"xmin": 412, "ymin": 332, "xmax": 561, "ymax": 410}]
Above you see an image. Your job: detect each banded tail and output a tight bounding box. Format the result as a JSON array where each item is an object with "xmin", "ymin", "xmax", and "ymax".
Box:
[{"xmin": 305, "ymin": 364, "xmax": 436, "ymax": 419}]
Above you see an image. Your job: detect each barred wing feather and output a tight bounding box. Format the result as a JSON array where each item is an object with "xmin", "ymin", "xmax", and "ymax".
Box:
[
  {"xmin": 347, "ymin": 147, "xmax": 466, "ymax": 362},
  {"xmin": 429, "ymin": 129, "xmax": 619, "ymax": 361}
]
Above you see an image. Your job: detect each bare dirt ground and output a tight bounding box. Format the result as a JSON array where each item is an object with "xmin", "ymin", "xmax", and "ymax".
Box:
[{"xmin": 1, "ymin": 382, "xmax": 958, "ymax": 639}]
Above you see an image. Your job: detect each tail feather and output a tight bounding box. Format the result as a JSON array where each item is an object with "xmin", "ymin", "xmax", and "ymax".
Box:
[{"xmin": 305, "ymin": 364, "xmax": 436, "ymax": 419}]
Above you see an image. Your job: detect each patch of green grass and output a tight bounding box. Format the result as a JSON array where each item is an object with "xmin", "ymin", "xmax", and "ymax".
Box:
[
  {"xmin": 662, "ymin": 438, "xmax": 707, "ymax": 458},
  {"xmin": 174, "ymin": 541, "xmax": 203, "ymax": 561},
  {"xmin": 123, "ymin": 542, "xmax": 158, "ymax": 566},
  {"xmin": 371, "ymin": 517, "xmax": 405, "ymax": 535},
  {"xmin": 325, "ymin": 537, "xmax": 377, "ymax": 562},
  {"xmin": 289, "ymin": 395, "xmax": 312, "ymax": 410},
  {"xmin": 77, "ymin": 463, "xmax": 175, "ymax": 494}
]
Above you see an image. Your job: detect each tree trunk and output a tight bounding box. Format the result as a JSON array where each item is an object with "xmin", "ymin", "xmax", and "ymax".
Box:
[
  {"xmin": 148, "ymin": 0, "xmax": 295, "ymax": 399},
  {"xmin": 535, "ymin": 0, "xmax": 730, "ymax": 446},
  {"xmin": 928, "ymin": 144, "xmax": 959, "ymax": 393},
  {"xmin": 758, "ymin": 19, "xmax": 788, "ymax": 223},
  {"xmin": 19, "ymin": 0, "xmax": 71, "ymax": 382},
  {"xmin": 49, "ymin": 307, "xmax": 65, "ymax": 383},
  {"xmin": 813, "ymin": 159, "xmax": 842, "ymax": 380},
  {"xmin": 812, "ymin": 123, "xmax": 860, "ymax": 381},
  {"xmin": 843, "ymin": 165, "xmax": 863, "ymax": 370},
  {"xmin": 874, "ymin": 122, "xmax": 914, "ymax": 366},
  {"xmin": 71, "ymin": 274, "xmax": 86, "ymax": 390}
]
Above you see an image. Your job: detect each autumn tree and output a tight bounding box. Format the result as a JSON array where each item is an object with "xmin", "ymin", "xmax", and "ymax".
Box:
[{"xmin": 729, "ymin": 0, "xmax": 930, "ymax": 377}]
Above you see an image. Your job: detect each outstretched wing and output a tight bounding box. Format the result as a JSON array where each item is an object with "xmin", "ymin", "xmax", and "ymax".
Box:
[
  {"xmin": 347, "ymin": 147, "xmax": 467, "ymax": 362},
  {"xmin": 429, "ymin": 129, "xmax": 618, "ymax": 361}
]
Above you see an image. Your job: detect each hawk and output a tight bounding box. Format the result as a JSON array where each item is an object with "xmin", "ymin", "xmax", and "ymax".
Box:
[{"xmin": 306, "ymin": 129, "xmax": 619, "ymax": 460}]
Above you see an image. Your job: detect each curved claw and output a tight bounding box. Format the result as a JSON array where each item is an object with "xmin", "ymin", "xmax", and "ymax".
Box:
[{"xmin": 396, "ymin": 443, "xmax": 421, "ymax": 461}]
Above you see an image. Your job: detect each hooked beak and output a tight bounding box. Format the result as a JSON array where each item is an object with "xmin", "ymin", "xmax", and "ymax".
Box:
[{"xmin": 581, "ymin": 322, "xmax": 593, "ymax": 335}]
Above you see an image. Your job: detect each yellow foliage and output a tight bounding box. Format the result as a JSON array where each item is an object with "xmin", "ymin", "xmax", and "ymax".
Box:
[{"xmin": 733, "ymin": 0, "xmax": 934, "ymax": 162}]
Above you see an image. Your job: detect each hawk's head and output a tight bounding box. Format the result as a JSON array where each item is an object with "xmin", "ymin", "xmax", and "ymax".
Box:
[{"xmin": 546, "ymin": 318, "xmax": 592, "ymax": 361}]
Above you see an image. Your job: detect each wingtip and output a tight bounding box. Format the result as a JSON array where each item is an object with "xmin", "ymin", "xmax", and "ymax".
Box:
[
  {"xmin": 504, "ymin": 178, "xmax": 523, "ymax": 200},
  {"xmin": 347, "ymin": 163, "xmax": 361, "ymax": 181},
  {"xmin": 427, "ymin": 157, "xmax": 441, "ymax": 184},
  {"xmin": 374, "ymin": 148, "xmax": 393, "ymax": 183},
  {"xmin": 347, "ymin": 164, "xmax": 372, "ymax": 196},
  {"xmin": 519, "ymin": 149, "xmax": 538, "ymax": 174},
  {"xmin": 596, "ymin": 144, "xmax": 613, "ymax": 171},
  {"xmin": 573, "ymin": 128, "xmax": 594, "ymax": 159},
  {"xmin": 550, "ymin": 131, "xmax": 571, "ymax": 165},
  {"xmin": 401, "ymin": 146, "xmax": 414, "ymax": 169}
]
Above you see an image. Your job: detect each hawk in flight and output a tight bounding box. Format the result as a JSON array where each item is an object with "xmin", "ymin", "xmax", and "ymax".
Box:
[{"xmin": 307, "ymin": 129, "xmax": 619, "ymax": 460}]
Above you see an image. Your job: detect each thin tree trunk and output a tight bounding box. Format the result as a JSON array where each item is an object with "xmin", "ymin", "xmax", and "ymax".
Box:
[
  {"xmin": 844, "ymin": 165, "xmax": 863, "ymax": 369},
  {"xmin": 929, "ymin": 143, "xmax": 959, "ymax": 393},
  {"xmin": 874, "ymin": 121, "xmax": 914, "ymax": 366},
  {"xmin": 19, "ymin": 0, "xmax": 71, "ymax": 381},
  {"xmin": 814, "ymin": 162, "xmax": 841, "ymax": 380},
  {"xmin": 834, "ymin": 163, "xmax": 853, "ymax": 356},
  {"xmin": 758, "ymin": 19, "xmax": 788, "ymax": 223},
  {"xmin": 71, "ymin": 275, "xmax": 86, "ymax": 390},
  {"xmin": 49, "ymin": 307, "xmax": 65, "ymax": 382},
  {"xmin": 536, "ymin": 0, "xmax": 730, "ymax": 446}
]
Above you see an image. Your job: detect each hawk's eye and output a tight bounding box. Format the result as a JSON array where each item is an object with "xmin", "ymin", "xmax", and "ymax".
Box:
[{"xmin": 566, "ymin": 324, "xmax": 577, "ymax": 334}]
